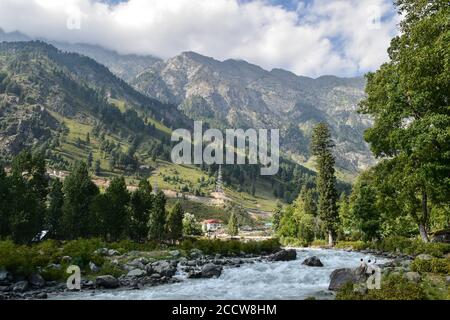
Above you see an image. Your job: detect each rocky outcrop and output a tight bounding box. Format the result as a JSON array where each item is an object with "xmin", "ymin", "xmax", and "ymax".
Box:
[
  {"xmin": 268, "ymin": 249, "xmax": 297, "ymax": 261},
  {"xmin": 302, "ymin": 256, "xmax": 323, "ymax": 267}
]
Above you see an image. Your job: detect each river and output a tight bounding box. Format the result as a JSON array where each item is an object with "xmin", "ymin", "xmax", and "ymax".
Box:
[{"xmin": 52, "ymin": 248, "xmax": 387, "ymax": 300}]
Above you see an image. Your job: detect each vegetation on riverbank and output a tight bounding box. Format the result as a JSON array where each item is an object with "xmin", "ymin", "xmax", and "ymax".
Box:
[{"xmin": 0, "ymin": 238, "xmax": 280, "ymax": 281}]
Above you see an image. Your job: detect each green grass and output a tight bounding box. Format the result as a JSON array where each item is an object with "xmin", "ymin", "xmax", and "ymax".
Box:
[{"xmin": 167, "ymin": 197, "xmax": 228, "ymax": 222}]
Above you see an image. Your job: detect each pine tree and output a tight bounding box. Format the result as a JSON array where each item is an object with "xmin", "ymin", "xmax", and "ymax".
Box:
[
  {"xmin": 311, "ymin": 123, "xmax": 338, "ymax": 246},
  {"xmin": 8, "ymin": 150, "xmax": 47, "ymax": 243},
  {"xmin": 228, "ymin": 212, "xmax": 239, "ymax": 237},
  {"xmin": 62, "ymin": 161, "xmax": 99, "ymax": 239},
  {"xmin": 103, "ymin": 176, "xmax": 130, "ymax": 241},
  {"xmin": 300, "ymin": 186, "xmax": 317, "ymax": 216},
  {"xmin": 94, "ymin": 160, "xmax": 101, "ymax": 176},
  {"xmin": 272, "ymin": 201, "xmax": 283, "ymax": 232},
  {"xmin": 86, "ymin": 132, "xmax": 90, "ymax": 145},
  {"xmin": 148, "ymin": 190, "xmax": 167, "ymax": 241},
  {"xmin": 166, "ymin": 201, "xmax": 184, "ymax": 243},
  {"xmin": 46, "ymin": 179, "xmax": 64, "ymax": 239},
  {"xmin": 87, "ymin": 151, "xmax": 93, "ymax": 168},
  {"xmin": 129, "ymin": 180, "xmax": 153, "ymax": 242}
]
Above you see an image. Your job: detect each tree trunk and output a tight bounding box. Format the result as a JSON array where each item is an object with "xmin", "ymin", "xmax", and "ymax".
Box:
[
  {"xmin": 420, "ymin": 189, "xmax": 430, "ymax": 243},
  {"xmin": 419, "ymin": 223, "xmax": 429, "ymax": 243},
  {"xmin": 328, "ymin": 231, "xmax": 334, "ymax": 246}
]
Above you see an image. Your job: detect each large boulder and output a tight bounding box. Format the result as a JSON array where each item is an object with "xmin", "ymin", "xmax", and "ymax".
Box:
[
  {"xmin": 268, "ymin": 249, "xmax": 297, "ymax": 261},
  {"xmin": 12, "ymin": 281, "xmax": 29, "ymax": 293},
  {"xmin": 149, "ymin": 261, "xmax": 177, "ymax": 277},
  {"xmin": 302, "ymin": 256, "xmax": 324, "ymax": 267},
  {"xmin": 201, "ymin": 264, "xmax": 223, "ymax": 278},
  {"xmin": 328, "ymin": 266, "xmax": 369, "ymax": 291},
  {"xmin": 29, "ymin": 273, "xmax": 46, "ymax": 288},
  {"xmin": 405, "ymin": 272, "xmax": 421, "ymax": 283},
  {"xmin": 127, "ymin": 269, "xmax": 146, "ymax": 278},
  {"xmin": 416, "ymin": 254, "xmax": 433, "ymax": 261},
  {"xmin": 95, "ymin": 275, "xmax": 119, "ymax": 289},
  {"xmin": 431, "ymin": 229, "xmax": 450, "ymax": 243}
]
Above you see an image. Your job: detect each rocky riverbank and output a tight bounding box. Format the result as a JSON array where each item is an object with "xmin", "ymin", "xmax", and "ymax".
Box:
[{"xmin": 0, "ymin": 248, "xmax": 298, "ymax": 300}]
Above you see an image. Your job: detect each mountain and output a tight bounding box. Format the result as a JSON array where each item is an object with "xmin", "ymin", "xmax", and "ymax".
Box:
[
  {"xmin": 0, "ymin": 29, "xmax": 161, "ymax": 82},
  {"xmin": 131, "ymin": 51, "xmax": 375, "ymax": 174},
  {"xmin": 0, "ymin": 41, "xmax": 189, "ymax": 166}
]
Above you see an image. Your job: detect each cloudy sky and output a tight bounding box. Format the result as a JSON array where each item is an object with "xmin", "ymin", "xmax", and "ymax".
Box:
[{"xmin": 0, "ymin": 0, "xmax": 401, "ymax": 77}]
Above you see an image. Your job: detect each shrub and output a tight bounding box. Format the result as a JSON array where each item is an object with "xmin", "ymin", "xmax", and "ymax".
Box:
[
  {"xmin": 61, "ymin": 238, "xmax": 105, "ymax": 268},
  {"xmin": 335, "ymin": 241, "xmax": 368, "ymax": 250},
  {"xmin": 368, "ymin": 236, "xmax": 450, "ymax": 257},
  {"xmin": 180, "ymin": 238, "xmax": 280, "ymax": 256},
  {"xmin": 336, "ymin": 274, "xmax": 427, "ymax": 300},
  {"xmin": 411, "ymin": 258, "xmax": 450, "ymax": 274}
]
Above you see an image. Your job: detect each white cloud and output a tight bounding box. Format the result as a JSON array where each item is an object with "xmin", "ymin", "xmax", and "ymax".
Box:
[{"xmin": 0, "ymin": 0, "xmax": 400, "ymax": 77}]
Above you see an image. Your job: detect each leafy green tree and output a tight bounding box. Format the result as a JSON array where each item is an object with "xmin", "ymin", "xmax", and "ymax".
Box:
[
  {"xmin": 228, "ymin": 212, "xmax": 239, "ymax": 237},
  {"xmin": 102, "ymin": 176, "xmax": 130, "ymax": 241},
  {"xmin": 350, "ymin": 173, "xmax": 381, "ymax": 241},
  {"xmin": 182, "ymin": 212, "xmax": 202, "ymax": 236},
  {"xmin": 359, "ymin": 0, "xmax": 450, "ymax": 242},
  {"xmin": 311, "ymin": 123, "xmax": 338, "ymax": 245},
  {"xmin": 129, "ymin": 180, "xmax": 153, "ymax": 242},
  {"xmin": 337, "ymin": 193, "xmax": 353, "ymax": 240},
  {"xmin": 166, "ymin": 201, "xmax": 184, "ymax": 243},
  {"xmin": 62, "ymin": 161, "xmax": 99, "ymax": 239},
  {"xmin": 148, "ymin": 191, "xmax": 167, "ymax": 241},
  {"xmin": 46, "ymin": 179, "xmax": 64, "ymax": 239}
]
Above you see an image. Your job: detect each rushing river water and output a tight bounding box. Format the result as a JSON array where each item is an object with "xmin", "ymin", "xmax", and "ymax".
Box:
[{"xmin": 53, "ymin": 248, "xmax": 388, "ymax": 300}]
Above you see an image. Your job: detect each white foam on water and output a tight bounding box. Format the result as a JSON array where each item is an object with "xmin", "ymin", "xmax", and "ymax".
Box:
[{"xmin": 52, "ymin": 248, "xmax": 387, "ymax": 300}]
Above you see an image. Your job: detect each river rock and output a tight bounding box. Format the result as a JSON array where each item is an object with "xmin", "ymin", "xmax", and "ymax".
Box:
[
  {"xmin": 268, "ymin": 249, "xmax": 297, "ymax": 261},
  {"xmin": 127, "ymin": 269, "xmax": 147, "ymax": 278},
  {"xmin": 328, "ymin": 266, "xmax": 369, "ymax": 291},
  {"xmin": 416, "ymin": 254, "xmax": 433, "ymax": 260},
  {"xmin": 108, "ymin": 249, "xmax": 120, "ymax": 256},
  {"xmin": 12, "ymin": 281, "xmax": 29, "ymax": 292},
  {"xmin": 29, "ymin": 273, "xmax": 46, "ymax": 288},
  {"xmin": 61, "ymin": 256, "xmax": 72, "ymax": 263},
  {"xmin": 35, "ymin": 292, "xmax": 48, "ymax": 299},
  {"xmin": 89, "ymin": 262, "xmax": 100, "ymax": 273},
  {"xmin": 405, "ymin": 272, "xmax": 421, "ymax": 283},
  {"xmin": 302, "ymin": 256, "xmax": 324, "ymax": 267},
  {"xmin": 0, "ymin": 269, "xmax": 13, "ymax": 285},
  {"xmin": 170, "ymin": 250, "xmax": 181, "ymax": 258},
  {"xmin": 95, "ymin": 275, "xmax": 119, "ymax": 288},
  {"xmin": 149, "ymin": 261, "xmax": 176, "ymax": 277},
  {"xmin": 190, "ymin": 249, "xmax": 203, "ymax": 259},
  {"xmin": 201, "ymin": 264, "xmax": 223, "ymax": 278}
]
